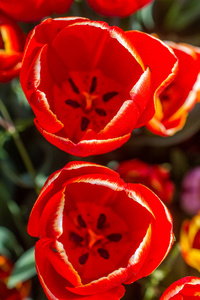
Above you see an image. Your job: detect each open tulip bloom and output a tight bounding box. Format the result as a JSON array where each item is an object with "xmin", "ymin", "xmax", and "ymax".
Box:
[
  {"xmin": 20, "ymin": 17, "xmax": 178, "ymax": 157},
  {"xmin": 160, "ymin": 276, "xmax": 200, "ymax": 299},
  {"xmin": 28, "ymin": 161, "xmax": 174, "ymax": 300}
]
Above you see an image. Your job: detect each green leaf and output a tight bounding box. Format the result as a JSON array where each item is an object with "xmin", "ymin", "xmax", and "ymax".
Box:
[
  {"xmin": 0, "ymin": 226, "xmax": 23, "ymax": 257},
  {"xmin": 7, "ymin": 247, "xmax": 36, "ymax": 288},
  {"xmin": 164, "ymin": 0, "xmax": 200, "ymax": 31}
]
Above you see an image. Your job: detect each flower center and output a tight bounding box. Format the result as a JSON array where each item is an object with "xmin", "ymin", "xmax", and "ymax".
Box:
[
  {"xmin": 50, "ymin": 71, "xmax": 126, "ymax": 143},
  {"xmin": 67, "ymin": 212, "xmax": 122, "ymax": 266},
  {"xmin": 64, "ymin": 75, "xmax": 118, "ymax": 132}
]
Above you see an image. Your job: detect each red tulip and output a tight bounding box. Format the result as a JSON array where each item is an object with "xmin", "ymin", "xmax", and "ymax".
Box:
[
  {"xmin": 160, "ymin": 276, "xmax": 200, "ymax": 299},
  {"xmin": 117, "ymin": 159, "xmax": 174, "ymax": 204},
  {"xmin": 0, "ymin": 255, "xmax": 31, "ymax": 300},
  {"xmin": 87, "ymin": 0, "xmax": 153, "ymax": 17},
  {"xmin": 20, "ymin": 17, "xmax": 178, "ymax": 157},
  {"xmin": 28, "ymin": 161, "xmax": 174, "ymax": 300},
  {"xmin": 0, "ymin": 12, "xmax": 25, "ymax": 82},
  {"xmin": 0, "ymin": 0, "xmax": 73, "ymax": 22},
  {"xmin": 147, "ymin": 41, "xmax": 200, "ymax": 136}
]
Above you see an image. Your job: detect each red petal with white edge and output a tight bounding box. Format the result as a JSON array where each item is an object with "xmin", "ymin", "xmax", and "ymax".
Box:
[
  {"xmin": 124, "ymin": 183, "xmax": 173, "ymax": 283},
  {"xmin": 20, "ymin": 17, "xmax": 88, "ymax": 94},
  {"xmin": 160, "ymin": 276, "xmax": 200, "ymax": 299},
  {"xmin": 35, "ymin": 239, "xmax": 125, "ymax": 300},
  {"xmin": 26, "ymin": 44, "xmax": 64, "ymax": 133},
  {"xmin": 34, "ymin": 119, "xmax": 131, "ymax": 157},
  {"xmin": 125, "ymin": 31, "xmax": 179, "ymax": 126},
  {"xmin": 97, "ymin": 68, "xmax": 151, "ymax": 139},
  {"xmin": 28, "ymin": 162, "xmax": 120, "ymax": 237},
  {"xmin": 38, "ymin": 187, "xmax": 66, "ymax": 239}
]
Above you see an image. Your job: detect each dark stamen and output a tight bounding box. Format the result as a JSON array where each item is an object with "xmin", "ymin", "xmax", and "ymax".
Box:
[
  {"xmin": 68, "ymin": 78, "xmax": 80, "ymax": 94},
  {"xmin": 50, "ymin": 247, "xmax": 58, "ymax": 253},
  {"xmin": 107, "ymin": 233, "xmax": 122, "ymax": 242},
  {"xmin": 95, "ymin": 108, "xmax": 107, "ymax": 116},
  {"xmin": 97, "ymin": 248, "xmax": 109, "ymax": 259},
  {"xmin": 70, "ymin": 232, "xmax": 84, "ymax": 243},
  {"xmin": 79, "ymin": 252, "xmax": 89, "ymax": 265},
  {"xmin": 65, "ymin": 99, "xmax": 81, "ymax": 108},
  {"xmin": 103, "ymin": 91, "xmax": 118, "ymax": 102},
  {"xmin": 97, "ymin": 214, "xmax": 106, "ymax": 230},
  {"xmin": 81, "ymin": 117, "xmax": 90, "ymax": 131},
  {"xmin": 77, "ymin": 214, "xmax": 86, "ymax": 228},
  {"xmin": 90, "ymin": 76, "xmax": 97, "ymax": 93}
]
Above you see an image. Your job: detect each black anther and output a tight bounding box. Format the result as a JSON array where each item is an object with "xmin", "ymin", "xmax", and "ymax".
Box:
[
  {"xmin": 97, "ymin": 214, "xmax": 106, "ymax": 230},
  {"xmin": 107, "ymin": 233, "xmax": 122, "ymax": 242},
  {"xmin": 77, "ymin": 214, "xmax": 86, "ymax": 228},
  {"xmin": 90, "ymin": 76, "xmax": 97, "ymax": 93},
  {"xmin": 95, "ymin": 108, "xmax": 107, "ymax": 116},
  {"xmin": 68, "ymin": 78, "xmax": 80, "ymax": 94},
  {"xmin": 70, "ymin": 232, "xmax": 84, "ymax": 243},
  {"xmin": 103, "ymin": 91, "xmax": 118, "ymax": 102},
  {"xmin": 65, "ymin": 99, "xmax": 81, "ymax": 108},
  {"xmin": 97, "ymin": 248, "xmax": 109, "ymax": 259},
  {"xmin": 79, "ymin": 252, "xmax": 89, "ymax": 265},
  {"xmin": 81, "ymin": 117, "xmax": 90, "ymax": 131}
]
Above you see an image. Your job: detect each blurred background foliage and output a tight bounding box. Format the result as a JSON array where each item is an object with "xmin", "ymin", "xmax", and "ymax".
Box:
[{"xmin": 1, "ymin": 0, "xmax": 200, "ymax": 299}]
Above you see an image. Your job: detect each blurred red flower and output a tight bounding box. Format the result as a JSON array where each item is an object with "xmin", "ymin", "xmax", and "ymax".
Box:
[
  {"xmin": 0, "ymin": 12, "xmax": 25, "ymax": 82},
  {"xmin": 0, "ymin": 0, "xmax": 73, "ymax": 22},
  {"xmin": 160, "ymin": 276, "xmax": 200, "ymax": 299},
  {"xmin": 117, "ymin": 159, "xmax": 174, "ymax": 204},
  {"xmin": 87, "ymin": 0, "xmax": 153, "ymax": 17},
  {"xmin": 20, "ymin": 17, "xmax": 178, "ymax": 157},
  {"xmin": 147, "ymin": 41, "xmax": 200, "ymax": 136},
  {"xmin": 0, "ymin": 255, "xmax": 31, "ymax": 299},
  {"xmin": 28, "ymin": 161, "xmax": 173, "ymax": 300}
]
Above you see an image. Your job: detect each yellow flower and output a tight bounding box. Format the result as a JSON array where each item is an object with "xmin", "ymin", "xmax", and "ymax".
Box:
[{"xmin": 180, "ymin": 211, "xmax": 200, "ymax": 271}]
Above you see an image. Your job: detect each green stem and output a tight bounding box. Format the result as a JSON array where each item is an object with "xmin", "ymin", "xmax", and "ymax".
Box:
[
  {"xmin": 143, "ymin": 243, "xmax": 180, "ymax": 300},
  {"xmin": 0, "ymin": 98, "xmax": 39, "ymax": 194}
]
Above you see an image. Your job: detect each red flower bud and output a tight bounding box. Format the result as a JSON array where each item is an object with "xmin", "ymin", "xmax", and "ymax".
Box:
[
  {"xmin": 0, "ymin": 12, "xmax": 25, "ymax": 82},
  {"xmin": 116, "ymin": 159, "xmax": 174, "ymax": 205},
  {"xmin": 0, "ymin": 0, "xmax": 73, "ymax": 22},
  {"xmin": 87, "ymin": 0, "xmax": 153, "ymax": 17},
  {"xmin": 28, "ymin": 161, "xmax": 174, "ymax": 300}
]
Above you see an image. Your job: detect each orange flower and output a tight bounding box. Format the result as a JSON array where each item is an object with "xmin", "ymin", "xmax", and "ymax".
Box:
[
  {"xmin": 179, "ymin": 212, "xmax": 200, "ymax": 272},
  {"xmin": 147, "ymin": 41, "xmax": 200, "ymax": 136},
  {"xmin": 0, "ymin": 12, "xmax": 25, "ymax": 82},
  {"xmin": 0, "ymin": 255, "xmax": 31, "ymax": 299}
]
